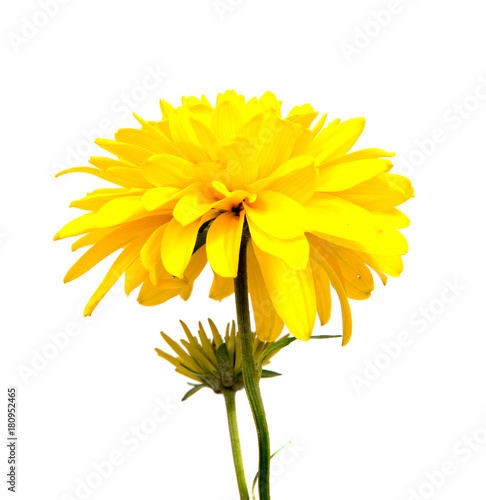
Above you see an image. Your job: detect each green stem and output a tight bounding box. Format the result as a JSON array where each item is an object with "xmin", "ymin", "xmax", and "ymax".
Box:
[
  {"xmin": 234, "ymin": 228, "xmax": 271, "ymax": 500},
  {"xmin": 223, "ymin": 390, "xmax": 250, "ymax": 500}
]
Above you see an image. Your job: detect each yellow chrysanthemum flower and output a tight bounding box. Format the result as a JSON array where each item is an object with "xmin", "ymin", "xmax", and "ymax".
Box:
[{"xmin": 55, "ymin": 91, "xmax": 413, "ymax": 345}]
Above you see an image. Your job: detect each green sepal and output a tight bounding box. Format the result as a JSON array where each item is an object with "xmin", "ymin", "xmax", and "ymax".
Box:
[
  {"xmin": 193, "ymin": 218, "xmax": 215, "ymax": 254},
  {"xmin": 259, "ymin": 336, "xmax": 296, "ymax": 363},
  {"xmin": 260, "ymin": 369, "xmax": 282, "ymax": 378},
  {"xmin": 216, "ymin": 343, "xmax": 234, "ymax": 387},
  {"xmin": 181, "ymin": 384, "xmax": 206, "ymax": 401}
]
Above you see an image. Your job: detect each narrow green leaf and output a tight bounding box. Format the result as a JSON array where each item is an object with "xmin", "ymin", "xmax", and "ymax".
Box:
[
  {"xmin": 252, "ymin": 442, "xmax": 292, "ymax": 499},
  {"xmin": 260, "ymin": 369, "xmax": 282, "ymax": 378}
]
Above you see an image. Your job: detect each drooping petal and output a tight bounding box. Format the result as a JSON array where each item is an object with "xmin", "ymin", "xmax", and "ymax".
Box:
[
  {"xmin": 137, "ymin": 279, "xmax": 187, "ymax": 306},
  {"xmin": 209, "ymin": 273, "xmax": 234, "ymax": 301},
  {"xmin": 140, "ymin": 224, "xmax": 172, "ymax": 285},
  {"xmin": 358, "ymin": 252, "xmax": 404, "ymax": 278},
  {"xmin": 161, "ymin": 218, "xmax": 201, "ymax": 278},
  {"xmin": 312, "ymin": 239, "xmax": 375, "ymax": 300},
  {"xmin": 247, "ymin": 243, "xmax": 284, "ymax": 342},
  {"xmin": 252, "ymin": 242, "xmax": 316, "ymax": 341},
  {"xmin": 247, "ymin": 217, "xmax": 309, "ymax": 270},
  {"xmin": 206, "ymin": 211, "xmax": 244, "ymax": 278},
  {"xmin": 309, "ymin": 235, "xmax": 352, "ymax": 345},
  {"xmin": 309, "ymin": 250, "xmax": 332, "ymax": 326}
]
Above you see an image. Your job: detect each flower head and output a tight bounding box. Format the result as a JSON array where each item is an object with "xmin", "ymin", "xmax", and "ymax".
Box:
[
  {"xmin": 56, "ymin": 91, "xmax": 413, "ymax": 344},
  {"xmin": 156, "ymin": 320, "xmax": 285, "ymax": 398}
]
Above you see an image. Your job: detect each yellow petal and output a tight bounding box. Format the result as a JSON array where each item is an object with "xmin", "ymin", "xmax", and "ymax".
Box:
[
  {"xmin": 94, "ymin": 139, "xmax": 153, "ymax": 165},
  {"xmin": 316, "ymin": 229, "xmax": 409, "ymax": 256},
  {"xmin": 314, "ymin": 240, "xmax": 374, "ymax": 300},
  {"xmin": 311, "ymin": 118, "xmax": 365, "ymax": 164},
  {"xmin": 249, "ymin": 155, "xmax": 318, "ymax": 204},
  {"xmin": 358, "ymin": 252, "xmax": 403, "ymax": 278},
  {"xmin": 320, "ymin": 148, "xmax": 395, "ymax": 167},
  {"xmin": 70, "ymin": 188, "xmax": 145, "ymax": 211},
  {"xmin": 247, "ymin": 217, "xmax": 309, "ymax": 270},
  {"xmin": 247, "ymin": 243, "xmax": 284, "ymax": 342},
  {"xmin": 95, "ymin": 196, "xmax": 146, "ymax": 228},
  {"xmin": 309, "ymin": 235, "xmax": 352, "ymax": 345},
  {"xmin": 189, "ymin": 117, "xmax": 219, "ymax": 160},
  {"xmin": 183, "ymin": 246, "xmax": 207, "ymax": 283},
  {"xmin": 140, "ymin": 225, "xmax": 172, "ymax": 285},
  {"xmin": 253, "ymin": 242, "xmax": 316, "ymax": 341},
  {"xmin": 84, "ymin": 234, "xmax": 148, "ymax": 316},
  {"xmin": 244, "ymin": 190, "xmax": 308, "ymax": 239},
  {"xmin": 255, "ymin": 117, "xmax": 300, "ymax": 178},
  {"xmin": 372, "ymin": 209, "xmax": 410, "ymax": 229},
  {"xmin": 142, "ymin": 186, "xmax": 182, "ymax": 211},
  {"xmin": 217, "ymin": 139, "xmax": 259, "ymax": 190},
  {"xmin": 211, "ymin": 100, "xmax": 242, "ymax": 140},
  {"xmin": 209, "ymin": 273, "xmax": 234, "ymax": 301},
  {"xmin": 71, "ymin": 228, "xmax": 114, "ymax": 251},
  {"xmin": 305, "ymin": 193, "xmax": 380, "ymax": 241},
  {"xmin": 161, "ymin": 218, "xmax": 201, "ymax": 278},
  {"xmin": 65, "ymin": 216, "xmax": 167, "ymax": 282},
  {"xmin": 309, "ymin": 250, "xmax": 332, "ymax": 326},
  {"xmin": 54, "ymin": 213, "xmax": 97, "ymax": 240},
  {"xmin": 89, "ymin": 157, "xmax": 136, "ymax": 170},
  {"xmin": 133, "ymin": 113, "xmax": 186, "ymax": 157},
  {"xmin": 336, "ymin": 173, "xmax": 414, "ymax": 211},
  {"xmin": 141, "ymin": 154, "xmax": 195, "ymax": 188},
  {"xmin": 55, "ymin": 167, "xmax": 153, "ymax": 189},
  {"xmin": 317, "ymin": 159, "xmax": 392, "ymax": 192},
  {"xmin": 169, "ymin": 110, "xmax": 211, "ymax": 163},
  {"xmin": 206, "ymin": 211, "xmax": 244, "ymax": 278},
  {"xmin": 286, "ymin": 104, "xmax": 318, "ymax": 128},
  {"xmin": 124, "ymin": 257, "xmax": 148, "ymax": 295},
  {"xmin": 173, "ymin": 189, "xmax": 216, "ymax": 226},
  {"xmin": 137, "ymin": 279, "xmax": 186, "ymax": 306},
  {"xmin": 114, "ymin": 128, "xmax": 167, "ymax": 153}
]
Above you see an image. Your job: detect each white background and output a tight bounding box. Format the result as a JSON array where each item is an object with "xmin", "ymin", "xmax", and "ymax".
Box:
[{"xmin": 1, "ymin": 1, "xmax": 486, "ymax": 499}]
